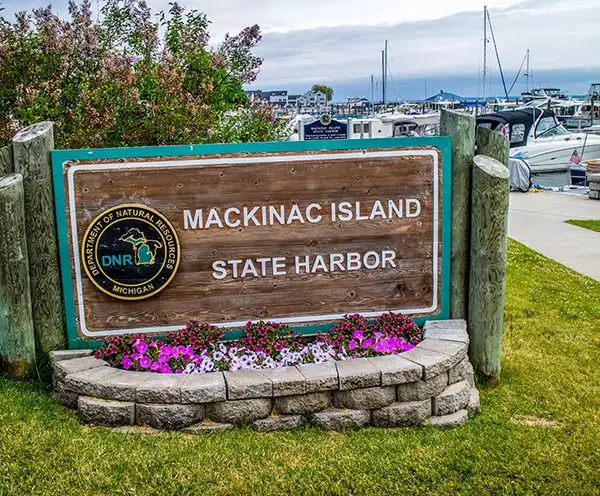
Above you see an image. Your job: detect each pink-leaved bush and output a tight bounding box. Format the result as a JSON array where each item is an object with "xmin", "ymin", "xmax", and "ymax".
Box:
[{"xmin": 0, "ymin": 0, "xmax": 283, "ymax": 148}]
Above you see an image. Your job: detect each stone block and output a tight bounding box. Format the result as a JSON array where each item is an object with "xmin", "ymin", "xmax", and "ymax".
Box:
[
  {"xmin": 136, "ymin": 374, "xmax": 185, "ymax": 404},
  {"xmin": 297, "ymin": 361, "xmax": 338, "ymax": 393},
  {"xmin": 111, "ymin": 426, "xmax": 160, "ymax": 435},
  {"xmin": 224, "ymin": 370, "xmax": 272, "ymax": 400},
  {"xmin": 468, "ymin": 388, "xmax": 481, "ymax": 414},
  {"xmin": 423, "ymin": 319, "xmax": 467, "ymax": 332},
  {"xmin": 63, "ymin": 366, "xmax": 122, "ymax": 395},
  {"xmin": 49, "ymin": 349, "xmax": 93, "ymax": 364},
  {"xmin": 589, "ymin": 181, "xmax": 600, "ymax": 192},
  {"xmin": 333, "ymin": 386, "xmax": 396, "ymax": 410},
  {"xmin": 448, "ymin": 359, "xmax": 474, "ymax": 386},
  {"xmin": 78, "ymin": 396, "xmax": 135, "ymax": 426},
  {"xmin": 370, "ymin": 355, "xmax": 422, "ymax": 386},
  {"xmin": 311, "ymin": 409, "xmax": 370, "ymax": 430},
  {"xmin": 589, "ymin": 189, "xmax": 600, "ymax": 200},
  {"xmin": 53, "ymin": 382, "xmax": 79, "ymax": 409},
  {"xmin": 274, "ymin": 392, "xmax": 331, "ymax": 415},
  {"xmin": 181, "ymin": 372, "xmax": 227, "ymax": 403},
  {"xmin": 206, "ymin": 398, "xmax": 272, "ymax": 424},
  {"xmin": 263, "ymin": 366, "xmax": 306, "ymax": 396},
  {"xmin": 253, "ymin": 415, "xmax": 301, "ymax": 432},
  {"xmin": 433, "ymin": 380, "xmax": 471, "ymax": 416},
  {"xmin": 336, "ymin": 358, "xmax": 380, "ymax": 390},
  {"xmin": 396, "ymin": 372, "xmax": 448, "ymax": 402},
  {"xmin": 401, "ymin": 347, "xmax": 456, "ymax": 380},
  {"xmin": 64, "ymin": 368, "xmax": 150, "ymax": 401},
  {"xmin": 371, "ymin": 400, "xmax": 431, "ymax": 427},
  {"xmin": 416, "ymin": 339, "xmax": 468, "ymax": 367},
  {"xmin": 53, "ymin": 356, "xmax": 107, "ymax": 381},
  {"xmin": 423, "ymin": 320, "xmax": 469, "ymax": 345},
  {"xmin": 183, "ymin": 421, "xmax": 234, "ymax": 433},
  {"xmin": 427, "ymin": 409, "xmax": 468, "ymax": 428},
  {"xmin": 137, "ymin": 403, "xmax": 204, "ymax": 430},
  {"xmin": 588, "ymin": 173, "xmax": 600, "ymax": 182}
]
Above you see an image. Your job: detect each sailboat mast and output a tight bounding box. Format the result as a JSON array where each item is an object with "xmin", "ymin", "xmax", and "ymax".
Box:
[
  {"xmin": 371, "ymin": 74, "xmax": 375, "ymax": 116},
  {"xmin": 483, "ymin": 6, "xmax": 488, "ymax": 101},
  {"xmin": 385, "ymin": 40, "xmax": 388, "ymax": 104},
  {"xmin": 381, "ymin": 50, "xmax": 385, "ymax": 105},
  {"xmin": 526, "ymin": 49, "xmax": 530, "ymax": 92}
]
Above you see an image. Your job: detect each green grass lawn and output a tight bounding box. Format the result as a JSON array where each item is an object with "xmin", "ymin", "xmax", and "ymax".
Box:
[
  {"xmin": 1, "ymin": 240, "xmax": 599, "ymax": 495},
  {"xmin": 565, "ymin": 219, "xmax": 600, "ymax": 233}
]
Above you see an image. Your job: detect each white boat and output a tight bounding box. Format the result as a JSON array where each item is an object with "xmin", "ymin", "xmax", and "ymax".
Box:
[{"xmin": 477, "ymin": 108, "xmax": 600, "ymax": 173}]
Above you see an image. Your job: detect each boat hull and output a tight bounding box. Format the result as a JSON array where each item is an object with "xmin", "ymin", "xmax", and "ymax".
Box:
[{"xmin": 511, "ymin": 135, "xmax": 600, "ymax": 173}]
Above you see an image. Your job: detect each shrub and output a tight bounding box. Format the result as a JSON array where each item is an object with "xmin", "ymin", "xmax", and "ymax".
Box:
[{"xmin": 0, "ymin": 0, "xmax": 284, "ymax": 148}]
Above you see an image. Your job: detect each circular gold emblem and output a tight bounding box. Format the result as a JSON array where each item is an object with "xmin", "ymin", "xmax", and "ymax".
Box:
[{"xmin": 81, "ymin": 204, "xmax": 180, "ymax": 301}]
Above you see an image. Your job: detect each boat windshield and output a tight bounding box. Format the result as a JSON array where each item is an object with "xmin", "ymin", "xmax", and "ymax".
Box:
[{"xmin": 537, "ymin": 124, "xmax": 571, "ymax": 138}]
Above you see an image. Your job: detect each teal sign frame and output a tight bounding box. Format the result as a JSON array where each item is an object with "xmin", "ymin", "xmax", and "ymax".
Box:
[{"xmin": 52, "ymin": 137, "xmax": 452, "ymax": 349}]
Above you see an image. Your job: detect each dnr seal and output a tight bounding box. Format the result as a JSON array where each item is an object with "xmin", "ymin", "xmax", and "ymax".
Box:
[{"xmin": 81, "ymin": 204, "xmax": 180, "ymax": 301}]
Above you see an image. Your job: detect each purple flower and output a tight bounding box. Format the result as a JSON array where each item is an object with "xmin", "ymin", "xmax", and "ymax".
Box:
[
  {"xmin": 348, "ymin": 340, "xmax": 357, "ymax": 351},
  {"xmin": 134, "ymin": 340, "xmax": 148, "ymax": 354},
  {"xmin": 139, "ymin": 356, "xmax": 151, "ymax": 369},
  {"xmin": 161, "ymin": 346, "xmax": 174, "ymax": 356},
  {"xmin": 122, "ymin": 355, "xmax": 132, "ymax": 370},
  {"xmin": 160, "ymin": 364, "xmax": 172, "ymax": 374},
  {"xmin": 150, "ymin": 361, "xmax": 162, "ymax": 372},
  {"xmin": 352, "ymin": 330, "xmax": 364, "ymax": 341}
]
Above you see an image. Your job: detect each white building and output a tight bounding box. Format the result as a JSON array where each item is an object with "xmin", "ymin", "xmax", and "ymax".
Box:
[
  {"xmin": 264, "ymin": 90, "xmax": 288, "ymax": 106},
  {"xmin": 299, "ymin": 90, "xmax": 327, "ymax": 108}
]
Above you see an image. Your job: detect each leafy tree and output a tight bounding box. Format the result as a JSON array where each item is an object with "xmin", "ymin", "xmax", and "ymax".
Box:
[
  {"xmin": 311, "ymin": 84, "xmax": 334, "ymax": 102},
  {"xmin": 0, "ymin": 0, "xmax": 283, "ymax": 148}
]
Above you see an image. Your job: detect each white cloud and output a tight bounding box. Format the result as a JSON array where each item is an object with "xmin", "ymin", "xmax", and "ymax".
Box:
[
  {"xmin": 189, "ymin": 0, "xmax": 524, "ymax": 38},
  {"xmin": 2, "ymin": 0, "xmax": 598, "ymax": 97},
  {"xmin": 251, "ymin": 0, "xmax": 600, "ymax": 90}
]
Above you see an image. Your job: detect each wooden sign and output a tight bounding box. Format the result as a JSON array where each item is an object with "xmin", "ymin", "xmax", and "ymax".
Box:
[{"xmin": 52, "ymin": 138, "xmax": 451, "ymax": 346}]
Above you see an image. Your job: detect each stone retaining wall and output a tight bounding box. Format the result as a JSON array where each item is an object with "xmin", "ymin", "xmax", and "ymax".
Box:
[{"xmin": 51, "ymin": 320, "xmax": 480, "ymax": 432}]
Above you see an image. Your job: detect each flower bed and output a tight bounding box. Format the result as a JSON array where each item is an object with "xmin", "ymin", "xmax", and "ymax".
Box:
[{"xmin": 95, "ymin": 313, "xmax": 422, "ymax": 374}]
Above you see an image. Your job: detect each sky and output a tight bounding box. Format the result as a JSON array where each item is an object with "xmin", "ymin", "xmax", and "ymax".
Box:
[{"xmin": 1, "ymin": 0, "xmax": 598, "ymax": 100}]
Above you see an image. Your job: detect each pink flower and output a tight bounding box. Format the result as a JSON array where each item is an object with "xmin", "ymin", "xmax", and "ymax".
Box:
[
  {"xmin": 160, "ymin": 364, "xmax": 172, "ymax": 374},
  {"xmin": 352, "ymin": 330, "xmax": 364, "ymax": 341},
  {"xmin": 348, "ymin": 340, "xmax": 357, "ymax": 351}
]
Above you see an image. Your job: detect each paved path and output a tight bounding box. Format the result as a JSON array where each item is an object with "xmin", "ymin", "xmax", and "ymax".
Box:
[{"xmin": 508, "ymin": 192, "xmax": 600, "ymax": 281}]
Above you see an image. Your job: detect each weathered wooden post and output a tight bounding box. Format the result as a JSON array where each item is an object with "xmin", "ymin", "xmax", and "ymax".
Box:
[
  {"xmin": 440, "ymin": 109, "xmax": 476, "ymax": 320},
  {"xmin": 476, "ymin": 127, "xmax": 509, "ymax": 166},
  {"xmin": 0, "ymin": 173, "xmax": 36, "ymax": 378},
  {"xmin": 468, "ymin": 155, "xmax": 510, "ymax": 381},
  {"xmin": 12, "ymin": 122, "xmax": 65, "ymax": 353},
  {"xmin": 0, "ymin": 144, "xmax": 13, "ymax": 175}
]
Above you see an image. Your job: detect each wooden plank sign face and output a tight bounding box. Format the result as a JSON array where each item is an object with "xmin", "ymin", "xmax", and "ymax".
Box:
[{"xmin": 52, "ymin": 139, "xmax": 451, "ymax": 346}]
